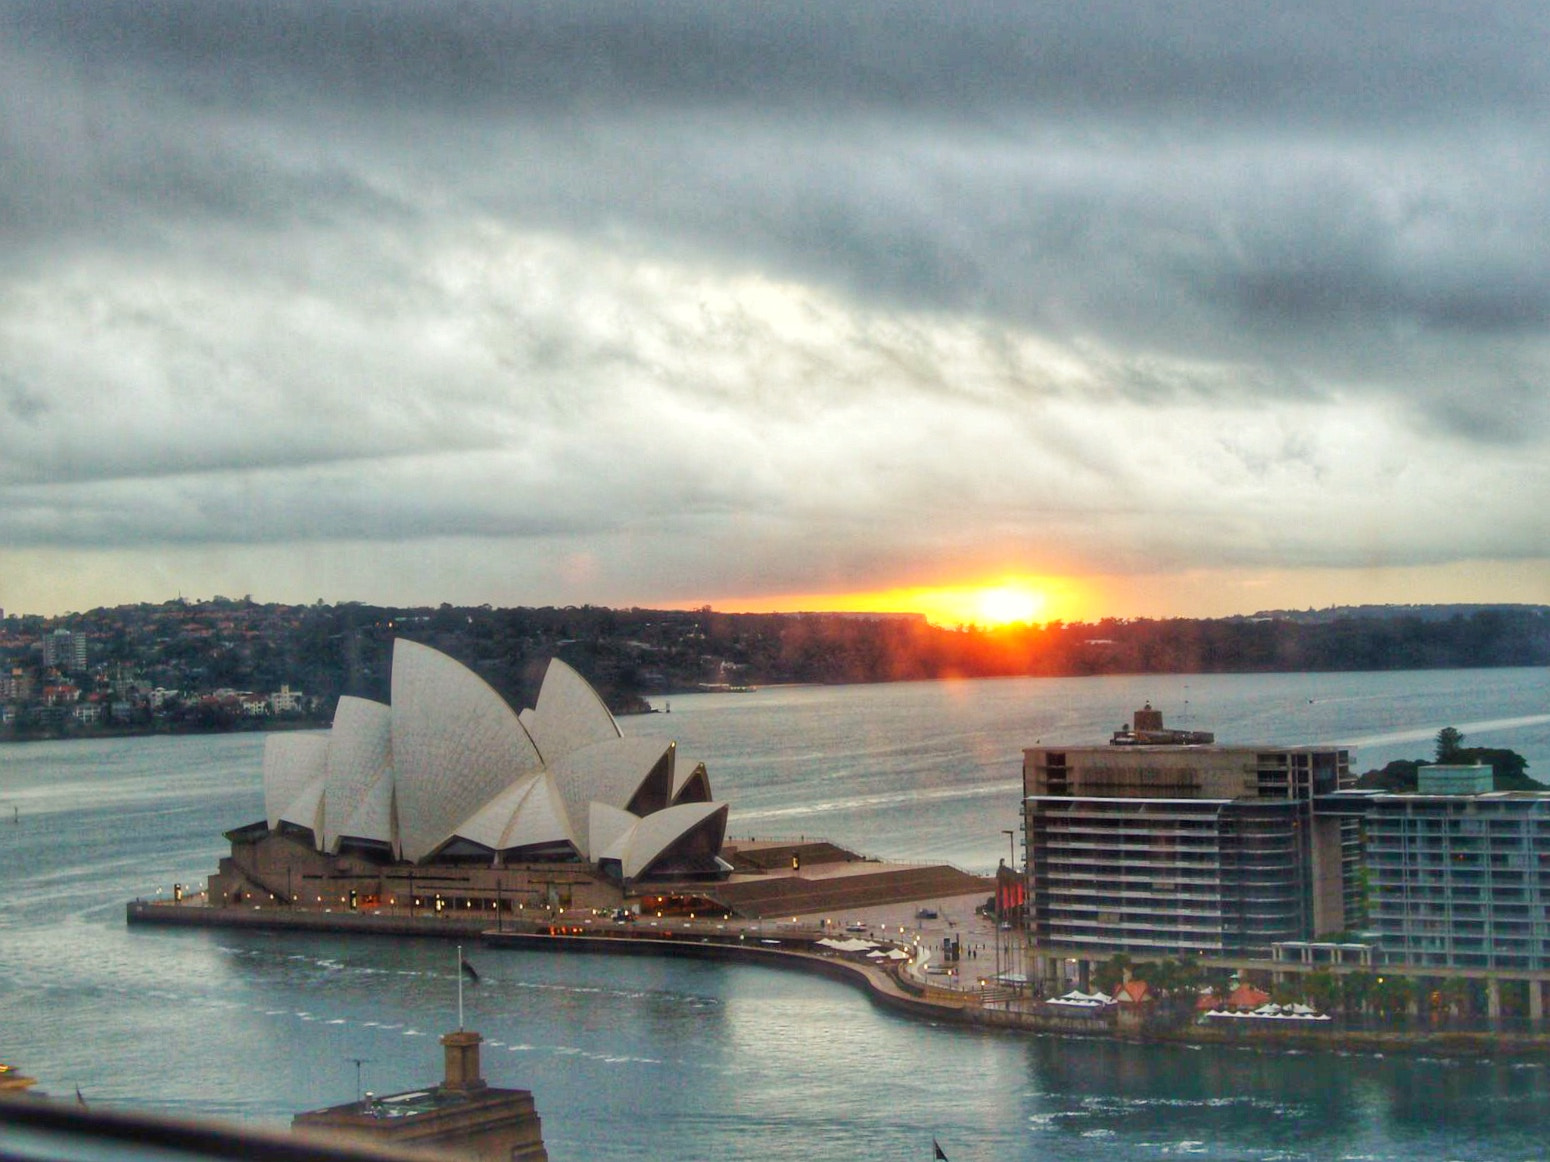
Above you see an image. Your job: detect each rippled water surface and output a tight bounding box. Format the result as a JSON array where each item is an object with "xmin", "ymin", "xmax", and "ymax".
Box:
[{"xmin": 2, "ymin": 668, "xmax": 1549, "ymax": 1160}]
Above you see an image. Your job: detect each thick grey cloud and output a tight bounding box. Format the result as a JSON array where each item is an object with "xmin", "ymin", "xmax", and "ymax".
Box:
[
  {"xmin": 1, "ymin": 1, "xmax": 1547, "ymax": 616},
  {"xmin": 16, "ymin": 2, "xmax": 1548, "ymax": 122}
]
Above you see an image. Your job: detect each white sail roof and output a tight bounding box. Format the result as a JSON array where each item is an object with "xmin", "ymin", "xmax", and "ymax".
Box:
[
  {"xmin": 390, "ymin": 638, "xmax": 545, "ymax": 862},
  {"xmin": 334, "ymin": 766, "xmax": 397, "ymax": 854},
  {"xmin": 672, "ymin": 758, "xmax": 712, "ymax": 804},
  {"xmin": 277, "ymin": 776, "xmax": 327, "ymax": 846},
  {"xmin": 255, "ymin": 642, "xmax": 727, "ymax": 876},
  {"xmin": 263, "ymin": 732, "xmax": 330, "ymax": 830},
  {"xmin": 618, "ymin": 801, "xmax": 728, "ymax": 880},
  {"xmin": 452, "ymin": 770, "xmax": 576, "ymax": 855},
  {"xmin": 588, "ymin": 802, "xmax": 641, "ymax": 863},
  {"xmin": 549, "ymin": 737, "xmax": 676, "ymax": 856},
  {"xmin": 323, "ymin": 696, "xmax": 393, "ymax": 852},
  {"xmin": 525, "ymin": 657, "xmax": 621, "ymax": 762}
]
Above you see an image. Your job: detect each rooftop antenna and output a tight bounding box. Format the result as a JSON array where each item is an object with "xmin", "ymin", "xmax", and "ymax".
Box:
[{"xmin": 346, "ymin": 1057, "xmax": 370, "ymax": 1103}]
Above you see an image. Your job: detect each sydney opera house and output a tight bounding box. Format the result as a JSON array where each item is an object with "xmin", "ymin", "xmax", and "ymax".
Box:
[{"xmin": 210, "ymin": 640, "xmax": 731, "ymax": 917}]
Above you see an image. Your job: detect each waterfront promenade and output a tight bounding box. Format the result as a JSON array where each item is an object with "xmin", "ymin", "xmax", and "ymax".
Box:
[{"xmin": 128, "ymin": 886, "xmax": 1550, "ymax": 1059}]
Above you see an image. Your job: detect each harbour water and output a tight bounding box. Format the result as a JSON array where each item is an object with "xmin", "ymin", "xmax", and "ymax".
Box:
[{"xmin": 2, "ymin": 667, "xmax": 1549, "ymax": 1160}]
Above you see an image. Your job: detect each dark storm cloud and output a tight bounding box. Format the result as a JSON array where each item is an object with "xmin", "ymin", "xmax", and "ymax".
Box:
[
  {"xmin": 10, "ymin": 0, "xmax": 1550, "ymax": 384},
  {"xmin": 1, "ymin": 0, "xmax": 1547, "ymax": 612},
  {"xmin": 15, "ymin": 1, "xmax": 1548, "ymax": 123}
]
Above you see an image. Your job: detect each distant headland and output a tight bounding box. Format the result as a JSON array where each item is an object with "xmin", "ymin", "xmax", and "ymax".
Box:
[{"xmin": 3, "ymin": 598, "xmax": 1547, "ymax": 741}]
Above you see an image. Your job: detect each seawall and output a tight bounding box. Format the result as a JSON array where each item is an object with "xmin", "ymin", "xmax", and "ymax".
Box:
[
  {"xmin": 126, "ymin": 901, "xmax": 1550, "ymax": 1057},
  {"xmin": 126, "ymin": 900, "xmax": 490, "ymax": 939}
]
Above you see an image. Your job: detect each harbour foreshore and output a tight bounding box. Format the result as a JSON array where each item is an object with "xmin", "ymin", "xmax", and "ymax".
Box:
[{"xmin": 126, "ymin": 898, "xmax": 1550, "ymax": 1058}]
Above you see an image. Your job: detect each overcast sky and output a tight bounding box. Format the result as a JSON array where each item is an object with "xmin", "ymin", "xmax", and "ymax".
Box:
[{"xmin": 3, "ymin": 1, "xmax": 1548, "ymax": 619}]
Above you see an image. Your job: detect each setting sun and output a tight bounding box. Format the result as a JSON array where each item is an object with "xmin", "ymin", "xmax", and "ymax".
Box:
[
  {"xmin": 712, "ymin": 576, "xmax": 1087, "ymax": 628},
  {"xmin": 904, "ymin": 580, "xmax": 1051, "ymax": 628},
  {"xmin": 972, "ymin": 585, "xmax": 1045, "ymax": 627}
]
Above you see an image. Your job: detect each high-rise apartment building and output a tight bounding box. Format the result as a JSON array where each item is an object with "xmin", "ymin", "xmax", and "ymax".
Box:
[
  {"xmin": 41, "ymin": 628, "xmax": 88, "ymax": 671},
  {"xmin": 1365, "ymin": 790, "xmax": 1550, "ymax": 972},
  {"xmin": 1023, "ymin": 707, "xmax": 1362, "ymax": 961}
]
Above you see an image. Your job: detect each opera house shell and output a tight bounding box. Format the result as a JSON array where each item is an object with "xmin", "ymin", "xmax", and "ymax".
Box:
[{"xmin": 259, "ymin": 639, "xmax": 729, "ymax": 884}]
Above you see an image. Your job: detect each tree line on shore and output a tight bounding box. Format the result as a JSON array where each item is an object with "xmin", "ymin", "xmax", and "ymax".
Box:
[{"xmin": 4, "ymin": 599, "xmax": 1546, "ymax": 735}]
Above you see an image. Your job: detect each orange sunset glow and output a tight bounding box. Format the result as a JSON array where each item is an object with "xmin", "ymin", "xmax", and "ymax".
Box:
[{"xmin": 715, "ymin": 576, "xmax": 1091, "ymax": 628}]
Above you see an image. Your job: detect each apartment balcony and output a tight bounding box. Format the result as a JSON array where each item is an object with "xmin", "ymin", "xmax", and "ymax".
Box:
[
  {"xmin": 1041, "ymin": 895, "xmax": 1225, "ymax": 914},
  {"xmin": 1045, "ymin": 903, "xmax": 1224, "ymax": 923},
  {"xmin": 1036, "ymin": 829, "xmax": 1222, "ymax": 848},
  {"xmin": 1495, "ymin": 935, "xmax": 1548, "ymax": 952},
  {"xmin": 1047, "ymin": 921, "xmax": 1223, "ymax": 944},
  {"xmin": 1036, "ymin": 841, "xmax": 1220, "ymax": 861},
  {"xmin": 1037, "ymin": 858, "xmax": 1221, "ymax": 876},
  {"xmin": 1041, "ymin": 884, "xmax": 1223, "ymax": 903},
  {"xmin": 1229, "ymin": 863, "xmax": 1300, "ymax": 878}
]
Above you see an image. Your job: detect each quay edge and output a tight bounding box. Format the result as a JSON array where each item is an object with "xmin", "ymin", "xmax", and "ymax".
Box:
[{"xmin": 126, "ymin": 900, "xmax": 1550, "ymax": 1058}]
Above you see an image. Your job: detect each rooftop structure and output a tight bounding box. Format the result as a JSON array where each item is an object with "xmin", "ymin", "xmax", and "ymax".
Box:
[
  {"xmin": 1418, "ymin": 762, "xmax": 1495, "ymax": 795},
  {"xmin": 294, "ymin": 1028, "xmax": 546, "ymax": 1162},
  {"xmin": 1108, "ymin": 702, "xmax": 1215, "ymax": 746}
]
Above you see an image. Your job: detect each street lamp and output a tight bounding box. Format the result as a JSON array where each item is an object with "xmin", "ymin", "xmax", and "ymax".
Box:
[{"xmin": 1001, "ymin": 828, "xmax": 1017, "ymax": 988}]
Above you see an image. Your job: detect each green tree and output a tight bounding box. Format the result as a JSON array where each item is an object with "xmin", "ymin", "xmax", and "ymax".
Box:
[
  {"xmin": 1435, "ymin": 727, "xmax": 1465, "ymax": 762},
  {"xmin": 1304, "ymin": 970, "xmax": 1340, "ymax": 1015},
  {"xmin": 1162, "ymin": 956, "xmax": 1201, "ymax": 998},
  {"xmin": 1455, "ymin": 746, "xmax": 1539, "ymax": 789},
  {"xmin": 1271, "ymin": 978, "xmax": 1304, "ymax": 1006},
  {"xmin": 1341, "ymin": 971, "xmax": 1377, "ymax": 1016},
  {"xmin": 1437, "ymin": 977, "xmax": 1470, "ymax": 1018},
  {"xmin": 1355, "ymin": 759, "xmax": 1421, "ymax": 791},
  {"xmin": 1371, "ymin": 975, "xmax": 1415, "ymax": 1019},
  {"xmin": 1093, "ymin": 954, "xmax": 1132, "ymax": 995}
]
